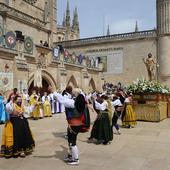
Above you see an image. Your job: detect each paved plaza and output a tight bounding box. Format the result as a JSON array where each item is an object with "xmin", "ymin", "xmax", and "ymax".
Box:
[{"xmin": 1, "ymin": 113, "xmax": 170, "ymax": 170}]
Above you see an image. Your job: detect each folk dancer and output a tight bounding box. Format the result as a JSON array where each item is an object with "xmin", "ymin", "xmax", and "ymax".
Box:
[
  {"xmin": 54, "ymin": 90, "xmax": 85, "ymax": 165},
  {"xmin": 122, "ymin": 93, "xmax": 137, "ymax": 128},
  {"xmin": 88, "ymin": 94, "xmax": 113, "ymax": 145},
  {"xmin": 111, "ymin": 96, "xmax": 123, "ymax": 135},
  {"xmin": 0, "ymin": 95, "xmax": 35, "ymax": 158}
]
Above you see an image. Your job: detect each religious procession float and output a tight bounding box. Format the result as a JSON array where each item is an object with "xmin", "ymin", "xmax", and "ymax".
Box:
[{"xmin": 127, "ymin": 79, "xmax": 170, "ymax": 122}]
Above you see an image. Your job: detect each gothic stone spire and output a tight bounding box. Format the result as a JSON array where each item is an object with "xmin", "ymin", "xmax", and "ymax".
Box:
[
  {"xmin": 66, "ymin": 0, "xmax": 70, "ymax": 27},
  {"xmin": 62, "ymin": 13, "xmax": 66, "ymax": 27},
  {"xmin": 107, "ymin": 25, "xmax": 110, "ymax": 36},
  {"xmin": 72, "ymin": 6, "xmax": 79, "ymax": 31},
  {"xmin": 135, "ymin": 21, "xmax": 139, "ymax": 32}
]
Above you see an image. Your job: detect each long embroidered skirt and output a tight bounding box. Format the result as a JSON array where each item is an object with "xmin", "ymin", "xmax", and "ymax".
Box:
[
  {"xmin": 1, "ymin": 117, "xmax": 35, "ymax": 158},
  {"xmin": 90, "ymin": 112, "xmax": 113, "ymax": 142},
  {"xmin": 122, "ymin": 104, "xmax": 137, "ymax": 127}
]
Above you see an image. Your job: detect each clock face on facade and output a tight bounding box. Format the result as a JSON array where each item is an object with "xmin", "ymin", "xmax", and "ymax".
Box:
[{"xmin": 24, "ymin": 0, "xmax": 38, "ymax": 5}]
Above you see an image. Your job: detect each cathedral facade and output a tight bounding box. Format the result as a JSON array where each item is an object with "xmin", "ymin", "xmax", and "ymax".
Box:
[
  {"xmin": 0, "ymin": 0, "xmax": 102, "ymax": 95},
  {"xmin": 56, "ymin": 0, "xmax": 170, "ymax": 87}
]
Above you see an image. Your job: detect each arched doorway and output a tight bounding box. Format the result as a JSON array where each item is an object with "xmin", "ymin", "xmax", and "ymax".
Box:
[
  {"xmin": 28, "ymin": 78, "xmax": 50, "ymax": 96},
  {"xmin": 67, "ymin": 75, "xmax": 78, "ymax": 88},
  {"xmin": 28, "ymin": 70, "xmax": 57, "ymax": 96},
  {"xmin": 89, "ymin": 78, "xmax": 96, "ymax": 91}
]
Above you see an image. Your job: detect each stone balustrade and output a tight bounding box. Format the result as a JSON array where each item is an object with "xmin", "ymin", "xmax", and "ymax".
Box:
[{"xmin": 57, "ymin": 30, "xmax": 157, "ymax": 47}]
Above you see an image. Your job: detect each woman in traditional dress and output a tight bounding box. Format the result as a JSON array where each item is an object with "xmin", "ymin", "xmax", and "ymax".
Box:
[
  {"xmin": 122, "ymin": 93, "xmax": 137, "ymax": 128},
  {"xmin": 54, "ymin": 90, "xmax": 85, "ymax": 165},
  {"xmin": 43, "ymin": 96, "xmax": 52, "ymax": 117},
  {"xmin": 38, "ymin": 96, "xmax": 44, "ymax": 119},
  {"xmin": 31, "ymin": 96, "xmax": 41, "ymax": 120},
  {"xmin": 0, "ymin": 95, "xmax": 35, "ymax": 158},
  {"xmin": 29, "ymin": 90, "xmax": 37, "ymax": 118},
  {"xmin": 0, "ymin": 93, "xmax": 9, "ymax": 124},
  {"xmin": 88, "ymin": 94, "xmax": 113, "ymax": 145}
]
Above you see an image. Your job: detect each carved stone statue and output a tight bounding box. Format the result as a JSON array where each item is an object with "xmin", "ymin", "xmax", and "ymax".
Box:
[
  {"xmin": 143, "ymin": 53, "xmax": 157, "ymax": 81},
  {"xmin": 37, "ymin": 53, "xmax": 46, "ymax": 69}
]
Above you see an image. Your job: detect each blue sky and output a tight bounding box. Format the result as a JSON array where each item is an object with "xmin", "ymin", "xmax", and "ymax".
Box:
[{"xmin": 57, "ymin": 0, "xmax": 156, "ymax": 38}]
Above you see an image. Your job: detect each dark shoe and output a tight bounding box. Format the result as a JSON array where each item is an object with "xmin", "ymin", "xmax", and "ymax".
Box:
[
  {"xmin": 87, "ymin": 138, "xmax": 94, "ymax": 143},
  {"xmin": 103, "ymin": 141, "xmax": 111, "ymax": 145},
  {"xmin": 127, "ymin": 125, "xmax": 131, "ymax": 128},
  {"xmin": 64, "ymin": 154, "xmax": 72, "ymax": 162},
  {"xmin": 95, "ymin": 140, "xmax": 103, "ymax": 145},
  {"xmin": 64, "ymin": 134, "xmax": 68, "ymax": 139}
]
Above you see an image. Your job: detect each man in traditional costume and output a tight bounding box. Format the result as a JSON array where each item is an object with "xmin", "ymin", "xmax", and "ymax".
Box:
[
  {"xmin": 53, "ymin": 89, "xmax": 86, "ymax": 165},
  {"xmin": 111, "ymin": 96, "xmax": 123, "ymax": 134},
  {"xmin": 7, "ymin": 88, "xmax": 18, "ymax": 103}
]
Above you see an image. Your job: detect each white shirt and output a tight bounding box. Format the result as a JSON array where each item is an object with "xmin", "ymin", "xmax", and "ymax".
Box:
[
  {"xmin": 53, "ymin": 92, "xmax": 75, "ymax": 108},
  {"xmin": 49, "ymin": 93, "xmax": 54, "ymax": 101},
  {"xmin": 63, "ymin": 92, "xmax": 72, "ymax": 99},
  {"xmin": 86, "ymin": 93, "xmax": 92, "ymax": 100},
  {"xmin": 42, "ymin": 95, "xmax": 50, "ymax": 102},
  {"xmin": 23, "ymin": 93, "xmax": 29, "ymax": 101}
]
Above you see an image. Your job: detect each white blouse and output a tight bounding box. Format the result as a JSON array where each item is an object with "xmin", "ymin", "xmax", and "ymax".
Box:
[
  {"xmin": 6, "ymin": 101, "xmax": 35, "ymax": 114},
  {"xmin": 111, "ymin": 99, "xmax": 123, "ymax": 107},
  {"xmin": 94, "ymin": 100, "xmax": 108, "ymax": 111},
  {"xmin": 125, "ymin": 98, "xmax": 130, "ymax": 103}
]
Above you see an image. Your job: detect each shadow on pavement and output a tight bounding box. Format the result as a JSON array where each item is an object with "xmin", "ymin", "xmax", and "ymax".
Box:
[
  {"xmin": 52, "ymin": 132, "xmax": 67, "ymax": 140},
  {"xmin": 33, "ymin": 145, "xmax": 68, "ymax": 162}
]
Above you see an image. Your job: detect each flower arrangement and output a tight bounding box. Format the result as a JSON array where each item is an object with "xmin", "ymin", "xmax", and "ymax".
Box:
[{"xmin": 126, "ymin": 79, "xmax": 170, "ymax": 94}]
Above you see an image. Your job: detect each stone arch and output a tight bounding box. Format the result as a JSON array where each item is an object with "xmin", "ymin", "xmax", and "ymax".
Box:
[
  {"xmin": 89, "ymin": 78, "xmax": 96, "ymax": 91},
  {"xmin": 28, "ymin": 70, "xmax": 57, "ymax": 95},
  {"xmin": 67, "ymin": 75, "xmax": 78, "ymax": 88},
  {"xmin": 42, "ymin": 70, "xmax": 57, "ymax": 90}
]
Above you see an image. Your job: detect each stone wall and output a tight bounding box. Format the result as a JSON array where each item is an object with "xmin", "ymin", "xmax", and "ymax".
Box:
[
  {"xmin": 6, "ymin": 18, "xmax": 49, "ymax": 45},
  {"xmin": 58, "ymin": 35, "xmax": 157, "ymax": 85},
  {"xmin": 8, "ymin": 0, "xmax": 45, "ymax": 21}
]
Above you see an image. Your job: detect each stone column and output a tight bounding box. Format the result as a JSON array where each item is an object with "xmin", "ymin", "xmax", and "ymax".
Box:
[
  {"xmin": 157, "ymin": 0, "xmax": 170, "ymax": 84},
  {"xmin": 81, "ymin": 68, "xmax": 89, "ymax": 92},
  {"xmin": 57, "ymin": 53, "xmax": 67, "ymax": 91}
]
